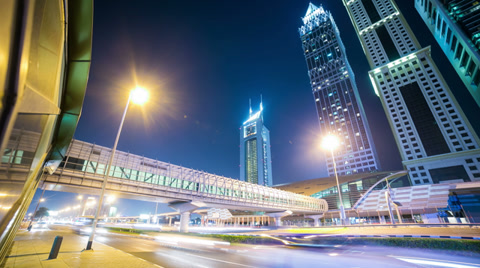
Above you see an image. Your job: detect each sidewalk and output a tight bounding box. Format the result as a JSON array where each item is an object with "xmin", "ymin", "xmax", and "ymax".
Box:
[{"xmin": 2, "ymin": 229, "xmax": 161, "ymax": 268}]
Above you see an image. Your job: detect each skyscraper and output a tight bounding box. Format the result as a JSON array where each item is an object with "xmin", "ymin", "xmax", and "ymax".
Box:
[
  {"xmin": 240, "ymin": 100, "xmax": 273, "ymax": 186},
  {"xmin": 343, "ymin": 0, "xmax": 480, "ymax": 184},
  {"xmin": 415, "ymin": 0, "xmax": 480, "ymax": 108},
  {"xmin": 299, "ymin": 3, "xmax": 380, "ymax": 177}
]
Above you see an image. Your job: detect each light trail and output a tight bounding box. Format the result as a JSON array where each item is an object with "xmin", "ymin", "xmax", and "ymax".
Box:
[
  {"xmin": 185, "ymin": 253, "xmax": 257, "ymax": 268},
  {"xmin": 391, "ymin": 256, "xmax": 480, "ymax": 268}
]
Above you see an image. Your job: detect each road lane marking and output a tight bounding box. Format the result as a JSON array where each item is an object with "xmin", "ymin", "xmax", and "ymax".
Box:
[
  {"xmin": 156, "ymin": 252, "xmax": 209, "ymax": 268},
  {"xmin": 185, "ymin": 253, "xmax": 257, "ymax": 267},
  {"xmin": 390, "ymin": 255, "xmax": 480, "ymax": 268}
]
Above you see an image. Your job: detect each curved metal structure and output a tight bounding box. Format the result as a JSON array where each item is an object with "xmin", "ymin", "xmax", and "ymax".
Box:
[
  {"xmin": 0, "ymin": 0, "xmax": 93, "ymax": 262},
  {"xmin": 352, "ymin": 170, "xmax": 408, "ymax": 209}
]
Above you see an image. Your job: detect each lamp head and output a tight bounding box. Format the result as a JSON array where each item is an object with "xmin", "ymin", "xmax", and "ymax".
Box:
[
  {"xmin": 107, "ymin": 195, "xmax": 115, "ymax": 203},
  {"xmin": 321, "ymin": 135, "xmax": 339, "ymax": 151},
  {"xmin": 130, "ymin": 86, "xmax": 149, "ymax": 105}
]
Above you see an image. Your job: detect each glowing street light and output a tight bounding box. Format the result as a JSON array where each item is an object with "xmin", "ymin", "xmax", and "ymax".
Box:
[
  {"xmin": 77, "ymin": 195, "xmax": 83, "ymax": 200},
  {"xmin": 86, "ymin": 86, "xmax": 149, "ymax": 250},
  {"xmin": 39, "ymin": 198, "xmax": 45, "ymax": 202},
  {"xmin": 321, "ymin": 134, "xmax": 347, "ymax": 225},
  {"xmin": 130, "ymin": 86, "xmax": 149, "ymax": 105},
  {"xmin": 106, "ymin": 195, "xmax": 115, "ymax": 204}
]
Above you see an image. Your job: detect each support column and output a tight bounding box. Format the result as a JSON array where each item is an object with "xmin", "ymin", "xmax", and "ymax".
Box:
[
  {"xmin": 274, "ymin": 216, "xmax": 282, "ymax": 227},
  {"xmin": 179, "ymin": 212, "xmax": 191, "ymax": 232},
  {"xmin": 266, "ymin": 211, "xmax": 292, "ymax": 227},
  {"xmin": 305, "ymin": 214, "xmax": 324, "ymax": 227},
  {"xmin": 168, "ymin": 201, "xmax": 205, "ymax": 233}
]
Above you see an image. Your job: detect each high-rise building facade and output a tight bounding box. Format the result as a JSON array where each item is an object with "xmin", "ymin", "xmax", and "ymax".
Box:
[
  {"xmin": 415, "ymin": 0, "xmax": 480, "ymax": 108},
  {"xmin": 239, "ymin": 101, "xmax": 273, "ymax": 186},
  {"xmin": 299, "ymin": 3, "xmax": 380, "ymax": 177},
  {"xmin": 343, "ymin": 0, "xmax": 480, "ymax": 184}
]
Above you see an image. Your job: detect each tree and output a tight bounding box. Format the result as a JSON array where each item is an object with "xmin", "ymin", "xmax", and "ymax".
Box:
[{"xmin": 35, "ymin": 207, "xmax": 49, "ymax": 220}]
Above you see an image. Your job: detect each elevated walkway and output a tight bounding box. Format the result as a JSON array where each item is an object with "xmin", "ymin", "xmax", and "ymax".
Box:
[{"xmin": 2, "ymin": 136, "xmax": 328, "ymax": 215}]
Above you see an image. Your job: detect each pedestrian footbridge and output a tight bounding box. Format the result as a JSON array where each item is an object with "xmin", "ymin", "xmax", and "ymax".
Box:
[{"xmin": 2, "ymin": 133, "xmax": 327, "ymax": 231}]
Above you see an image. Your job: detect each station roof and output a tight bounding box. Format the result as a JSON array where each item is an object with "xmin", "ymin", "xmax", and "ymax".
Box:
[{"xmin": 274, "ymin": 171, "xmax": 403, "ymax": 196}]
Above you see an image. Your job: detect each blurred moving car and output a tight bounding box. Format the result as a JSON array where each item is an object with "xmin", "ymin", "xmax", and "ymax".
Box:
[
  {"xmin": 32, "ymin": 221, "xmax": 48, "ymax": 229},
  {"xmin": 72, "ymin": 217, "xmax": 107, "ymax": 235}
]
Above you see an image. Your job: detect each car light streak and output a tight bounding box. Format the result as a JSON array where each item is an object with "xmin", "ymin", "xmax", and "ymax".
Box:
[
  {"xmin": 391, "ymin": 256, "xmax": 480, "ymax": 268},
  {"xmin": 185, "ymin": 253, "xmax": 257, "ymax": 268}
]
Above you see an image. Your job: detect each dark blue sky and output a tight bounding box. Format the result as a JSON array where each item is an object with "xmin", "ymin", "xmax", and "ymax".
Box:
[{"xmin": 31, "ymin": 1, "xmax": 480, "ymax": 215}]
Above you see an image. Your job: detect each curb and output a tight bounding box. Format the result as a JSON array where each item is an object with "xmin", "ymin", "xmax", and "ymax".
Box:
[{"xmin": 273, "ymin": 234, "xmax": 480, "ymax": 240}]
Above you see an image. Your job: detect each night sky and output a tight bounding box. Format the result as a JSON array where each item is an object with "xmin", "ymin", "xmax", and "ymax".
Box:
[{"xmin": 30, "ymin": 1, "xmax": 480, "ymax": 215}]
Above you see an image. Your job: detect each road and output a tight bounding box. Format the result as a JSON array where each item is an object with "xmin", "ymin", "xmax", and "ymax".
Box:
[{"xmin": 47, "ymin": 226, "xmax": 480, "ymax": 268}]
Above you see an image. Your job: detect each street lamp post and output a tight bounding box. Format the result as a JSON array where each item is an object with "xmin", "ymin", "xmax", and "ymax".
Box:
[
  {"xmin": 86, "ymin": 87, "xmax": 148, "ymax": 250},
  {"xmin": 321, "ymin": 135, "xmax": 347, "ymax": 225},
  {"xmin": 27, "ymin": 188, "xmax": 46, "ymax": 231},
  {"xmin": 385, "ymin": 178, "xmax": 403, "ymax": 224}
]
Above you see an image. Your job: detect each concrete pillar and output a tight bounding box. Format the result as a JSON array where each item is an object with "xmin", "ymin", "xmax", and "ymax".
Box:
[
  {"xmin": 168, "ymin": 201, "xmax": 204, "ymax": 233},
  {"xmin": 305, "ymin": 214, "xmax": 324, "ymax": 227},
  {"xmin": 266, "ymin": 211, "xmax": 292, "ymax": 227},
  {"xmin": 179, "ymin": 212, "xmax": 191, "ymax": 232},
  {"xmin": 274, "ymin": 216, "xmax": 282, "ymax": 227}
]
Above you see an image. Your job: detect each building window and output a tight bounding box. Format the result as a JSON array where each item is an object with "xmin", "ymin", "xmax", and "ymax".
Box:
[
  {"xmin": 428, "ymin": 165, "xmax": 471, "ymax": 183},
  {"xmin": 399, "ymin": 82, "xmax": 450, "ymax": 156}
]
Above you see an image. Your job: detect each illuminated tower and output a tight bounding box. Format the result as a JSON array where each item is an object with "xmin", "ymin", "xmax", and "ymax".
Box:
[
  {"xmin": 416, "ymin": 0, "xmax": 480, "ymax": 107},
  {"xmin": 240, "ymin": 99, "xmax": 272, "ymax": 186},
  {"xmin": 299, "ymin": 3, "xmax": 380, "ymax": 176},
  {"xmin": 343, "ymin": 0, "xmax": 480, "ymax": 184}
]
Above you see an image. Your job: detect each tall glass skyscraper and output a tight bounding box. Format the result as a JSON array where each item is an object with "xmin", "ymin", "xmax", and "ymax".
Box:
[
  {"xmin": 239, "ymin": 101, "xmax": 273, "ymax": 186},
  {"xmin": 343, "ymin": 0, "xmax": 480, "ymax": 184},
  {"xmin": 416, "ymin": 0, "xmax": 480, "ymax": 107},
  {"xmin": 299, "ymin": 3, "xmax": 380, "ymax": 177}
]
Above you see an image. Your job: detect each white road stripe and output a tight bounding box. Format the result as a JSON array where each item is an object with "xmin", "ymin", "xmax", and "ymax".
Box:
[
  {"xmin": 156, "ymin": 252, "xmax": 209, "ymax": 268},
  {"xmin": 185, "ymin": 253, "xmax": 257, "ymax": 267}
]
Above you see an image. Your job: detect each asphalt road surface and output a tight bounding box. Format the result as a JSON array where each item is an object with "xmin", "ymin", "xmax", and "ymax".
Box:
[{"xmin": 50, "ymin": 226, "xmax": 480, "ymax": 268}]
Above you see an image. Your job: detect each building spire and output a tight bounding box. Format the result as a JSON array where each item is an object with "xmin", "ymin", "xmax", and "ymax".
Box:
[
  {"xmin": 302, "ymin": 2, "xmax": 326, "ymax": 25},
  {"xmin": 249, "ymin": 98, "xmax": 252, "ymax": 116},
  {"xmin": 260, "ymin": 94, "xmax": 263, "ymax": 111}
]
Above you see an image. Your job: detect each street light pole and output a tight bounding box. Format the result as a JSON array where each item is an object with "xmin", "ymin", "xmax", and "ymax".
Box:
[
  {"xmin": 86, "ymin": 87, "xmax": 148, "ymax": 250},
  {"xmin": 27, "ymin": 187, "xmax": 46, "ymax": 231},
  {"xmin": 330, "ymin": 149, "xmax": 346, "ymax": 225},
  {"xmin": 322, "ymin": 135, "xmax": 347, "ymax": 226}
]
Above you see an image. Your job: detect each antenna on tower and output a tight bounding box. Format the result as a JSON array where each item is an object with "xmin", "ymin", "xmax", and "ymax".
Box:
[
  {"xmin": 249, "ymin": 98, "xmax": 252, "ymax": 116},
  {"xmin": 260, "ymin": 94, "xmax": 263, "ymax": 110}
]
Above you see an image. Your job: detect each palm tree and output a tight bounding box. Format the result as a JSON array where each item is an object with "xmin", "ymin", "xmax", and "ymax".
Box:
[{"xmin": 35, "ymin": 207, "xmax": 49, "ymax": 220}]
